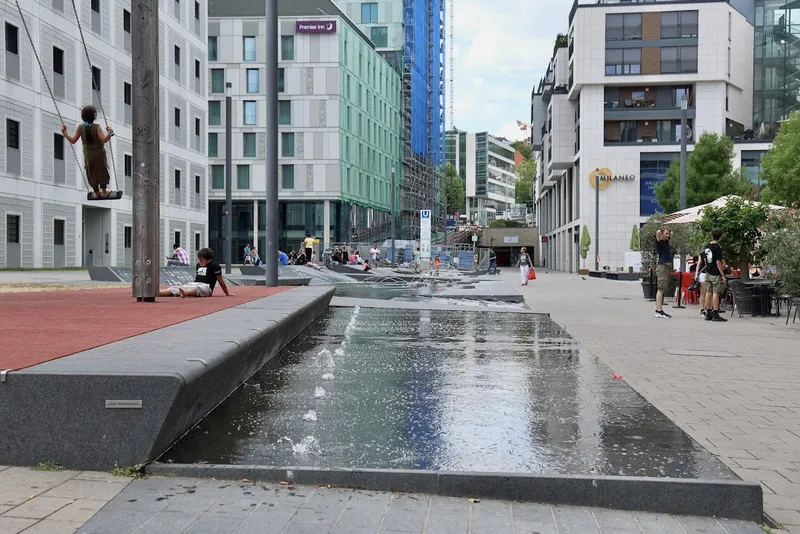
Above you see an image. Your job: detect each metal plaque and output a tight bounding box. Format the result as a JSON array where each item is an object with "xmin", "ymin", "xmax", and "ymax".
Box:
[{"xmin": 105, "ymin": 400, "xmax": 143, "ymax": 409}]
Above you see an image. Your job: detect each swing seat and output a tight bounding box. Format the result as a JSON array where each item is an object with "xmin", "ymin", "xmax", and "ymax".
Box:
[{"xmin": 87, "ymin": 191, "xmax": 123, "ymax": 201}]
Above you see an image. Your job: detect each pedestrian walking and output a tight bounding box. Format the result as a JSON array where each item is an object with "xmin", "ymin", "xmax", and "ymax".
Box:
[
  {"xmin": 516, "ymin": 247, "xmax": 531, "ymax": 286},
  {"xmin": 701, "ymin": 229, "xmax": 728, "ymax": 322}
]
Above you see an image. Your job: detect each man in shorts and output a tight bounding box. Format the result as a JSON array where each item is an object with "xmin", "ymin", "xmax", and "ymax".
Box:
[
  {"xmin": 159, "ymin": 248, "xmax": 233, "ymax": 298},
  {"xmin": 654, "ymin": 227, "xmax": 673, "ymax": 318},
  {"xmin": 702, "ymin": 229, "xmax": 727, "ymax": 322}
]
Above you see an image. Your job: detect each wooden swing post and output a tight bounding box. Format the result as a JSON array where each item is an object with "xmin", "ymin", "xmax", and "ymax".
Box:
[{"xmin": 131, "ymin": 0, "xmax": 160, "ymax": 301}]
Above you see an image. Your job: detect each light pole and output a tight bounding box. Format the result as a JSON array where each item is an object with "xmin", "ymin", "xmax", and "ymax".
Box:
[
  {"xmin": 390, "ymin": 165, "xmax": 396, "ymax": 265},
  {"xmin": 225, "ymin": 81, "xmax": 232, "ymax": 274},
  {"xmin": 264, "ymin": 0, "xmax": 279, "ymax": 287},
  {"xmin": 594, "ymin": 167, "xmax": 600, "ymax": 272},
  {"xmin": 679, "ymin": 94, "xmax": 688, "ymax": 274}
]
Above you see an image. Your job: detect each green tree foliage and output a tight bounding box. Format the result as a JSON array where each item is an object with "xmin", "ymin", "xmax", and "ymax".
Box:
[
  {"xmin": 760, "ymin": 112, "xmax": 800, "ymax": 207},
  {"xmin": 694, "ymin": 196, "xmax": 770, "ymax": 279},
  {"xmin": 654, "ymin": 132, "xmax": 752, "ymax": 213},
  {"xmin": 489, "ymin": 219, "xmax": 524, "ymax": 228},
  {"xmin": 511, "ymin": 140, "xmax": 532, "ymax": 161},
  {"xmin": 515, "ymin": 158, "xmax": 535, "ymax": 205},
  {"xmin": 442, "ymin": 163, "xmax": 465, "ymax": 214},
  {"xmin": 554, "ymin": 33, "xmax": 568, "ymax": 52},
  {"xmin": 761, "ymin": 205, "xmax": 800, "ymax": 295},
  {"xmin": 580, "ymin": 225, "xmax": 591, "ymax": 266},
  {"xmin": 630, "ymin": 225, "xmax": 640, "ymax": 251}
]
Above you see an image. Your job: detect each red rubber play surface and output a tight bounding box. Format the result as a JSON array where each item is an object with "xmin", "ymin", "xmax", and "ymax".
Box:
[{"xmin": 0, "ymin": 285, "xmax": 291, "ymax": 371}]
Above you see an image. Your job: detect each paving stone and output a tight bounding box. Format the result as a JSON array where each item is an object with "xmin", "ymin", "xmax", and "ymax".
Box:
[
  {"xmin": 0, "ymin": 517, "xmax": 37, "ymax": 534},
  {"xmin": 1, "ymin": 496, "xmax": 72, "ymax": 519},
  {"xmin": 715, "ymin": 517, "xmax": 769, "ymax": 533},
  {"xmin": 233, "ymin": 507, "xmax": 301, "ymax": 534},
  {"xmin": 72, "ymin": 472, "xmax": 124, "ymax": 483},
  {"xmin": 47, "ymin": 499, "xmax": 108, "ymax": 523},
  {"xmin": 771, "ymin": 509, "xmax": 800, "ymax": 529},
  {"xmin": 378, "ymin": 494, "xmax": 429, "ymax": 533},
  {"xmin": 19, "ymin": 519, "xmax": 84, "ymax": 534},
  {"xmin": 290, "ymin": 488, "xmax": 351, "ymax": 526},
  {"xmin": 329, "ymin": 492, "xmax": 389, "ymax": 533},
  {"xmin": 423, "ymin": 496, "xmax": 469, "ymax": 534},
  {"xmin": 469, "ymin": 499, "xmax": 513, "ymax": 534},
  {"xmin": 77, "ymin": 510, "xmax": 154, "ymax": 534},
  {"xmin": 42, "ymin": 480, "xmax": 128, "ymax": 501},
  {"xmin": 182, "ymin": 514, "xmax": 244, "ymax": 533},
  {"xmin": 132, "ymin": 511, "xmax": 202, "ymax": 533},
  {"xmin": 592, "ymin": 509, "xmax": 640, "ymax": 533},
  {"xmin": 632, "ymin": 512, "xmax": 684, "ymax": 534},
  {"xmin": 552, "ymin": 506, "xmax": 599, "ymax": 533}
]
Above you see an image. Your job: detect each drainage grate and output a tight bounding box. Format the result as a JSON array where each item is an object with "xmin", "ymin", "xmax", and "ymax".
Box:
[
  {"xmin": 601, "ymin": 296, "xmax": 631, "ymax": 300},
  {"xmin": 664, "ymin": 349, "xmax": 739, "ymax": 358}
]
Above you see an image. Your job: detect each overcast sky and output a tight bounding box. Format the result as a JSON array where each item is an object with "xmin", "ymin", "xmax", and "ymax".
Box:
[{"xmin": 450, "ymin": 0, "xmax": 573, "ymax": 142}]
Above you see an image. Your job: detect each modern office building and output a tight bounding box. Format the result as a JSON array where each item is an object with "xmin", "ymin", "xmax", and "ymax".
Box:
[
  {"xmin": 207, "ymin": 0, "xmax": 402, "ymax": 254},
  {"xmin": 445, "ymin": 130, "xmax": 516, "ymax": 225},
  {"xmin": 0, "ymin": 0, "xmax": 208, "ymax": 268},
  {"xmin": 336, "ymin": 0, "xmax": 445, "ymax": 239},
  {"xmin": 532, "ymin": 0, "xmax": 757, "ymax": 272}
]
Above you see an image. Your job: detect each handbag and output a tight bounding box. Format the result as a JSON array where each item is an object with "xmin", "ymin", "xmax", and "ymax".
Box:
[{"xmin": 527, "ymin": 267, "xmax": 536, "ymax": 281}]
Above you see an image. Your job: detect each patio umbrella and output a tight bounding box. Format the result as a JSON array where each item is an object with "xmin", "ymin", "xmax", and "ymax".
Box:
[{"xmin": 664, "ymin": 196, "xmax": 786, "ymax": 225}]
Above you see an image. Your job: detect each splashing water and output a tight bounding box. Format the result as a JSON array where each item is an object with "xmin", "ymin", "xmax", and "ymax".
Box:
[
  {"xmin": 321, "ymin": 373, "xmax": 335, "ymax": 381},
  {"xmin": 292, "ymin": 436, "xmax": 321, "ymax": 455},
  {"xmin": 302, "ymin": 410, "xmax": 318, "ymax": 422},
  {"xmin": 334, "ymin": 348, "xmax": 345, "ymax": 356},
  {"xmin": 313, "ymin": 386, "xmax": 326, "ymax": 398},
  {"xmin": 315, "ymin": 348, "xmax": 335, "ymax": 368}
]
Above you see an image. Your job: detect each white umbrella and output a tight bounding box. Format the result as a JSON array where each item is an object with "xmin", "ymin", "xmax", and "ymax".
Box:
[{"xmin": 664, "ymin": 196, "xmax": 786, "ymax": 225}]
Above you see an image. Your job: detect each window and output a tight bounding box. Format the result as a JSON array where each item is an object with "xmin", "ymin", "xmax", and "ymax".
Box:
[
  {"xmin": 243, "ymin": 36, "xmax": 256, "ymax": 61},
  {"xmin": 210, "ymin": 69, "xmax": 224, "ymax": 93},
  {"xmin": 727, "ymin": 46, "xmax": 731, "ymax": 77},
  {"xmin": 123, "ymin": 9, "xmax": 131, "ymax": 33},
  {"xmin": 124, "ymin": 226, "xmax": 132, "ymax": 249},
  {"xmin": 54, "ymin": 219, "xmax": 65, "ymax": 246},
  {"xmin": 53, "ymin": 47, "xmax": 64, "ymax": 75},
  {"xmin": 246, "ymin": 68, "xmax": 259, "ymax": 93},
  {"xmin": 195, "ymin": 59, "xmax": 200, "ymax": 79},
  {"xmin": 124, "ymin": 83, "xmax": 132, "ymax": 105},
  {"xmin": 91, "ymin": 0, "xmax": 100, "ymax": 13},
  {"xmin": 620, "ymin": 121, "xmax": 637, "ymax": 143},
  {"xmin": 195, "ymin": 1, "xmax": 200, "ymax": 20},
  {"xmin": 281, "ymin": 132, "xmax": 294, "ymax": 157},
  {"xmin": 211, "ymin": 164, "xmax": 224, "ymax": 189},
  {"xmin": 195, "ymin": 117, "xmax": 200, "ymax": 136},
  {"xmin": 370, "ymin": 27, "xmax": 388, "ymax": 48},
  {"xmin": 209, "ymin": 101, "xmax": 221, "ymax": 125},
  {"xmin": 605, "ymin": 48, "xmax": 641, "ymax": 75},
  {"xmin": 243, "ymin": 133, "xmax": 256, "ymax": 157},
  {"xmin": 725, "ymin": 84, "xmax": 729, "ymax": 112},
  {"xmin": 278, "ymin": 68, "xmax": 285, "ymax": 92},
  {"xmin": 281, "ymin": 36, "xmax": 294, "ymax": 61},
  {"xmin": 237, "ymin": 165, "xmax": 250, "ymax": 189},
  {"xmin": 174, "ymin": 45, "xmax": 180, "ymax": 66},
  {"xmin": 91, "ymin": 66, "xmax": 101, "ymax": 92},
  {"xmin": 281, "ymin": 164, "xmax": 294, "ymax": 189},
  {"xmin": 208, "ymin": 132, "xmax": 218, "ymax": 157},
  {"xmin": 208, "ymin": 36, "xmax": 217, "ymax": 61},
  {"xmin": 195, "ymin": 175, "xmax": 201, "ymax": 194},
  {"xmin": 243, "ymin": 101, "xmax": 256, "ymax": 125},
  {"xmin": 661, "ymin": 11, "xmax": 698, "ymax": 39},
  {"xmin": 194, "ymin": 232, "xmax": 201, "ymax": 251},
  {"xmin": 6, "ymin": 215, "xmax": 20, "ymax": 244},
  {"xmin": 53, "ymin": 133, "xmax": 64, "ymax": 161},
  {"xmin": 660, "ymin": 46, "xmax": 697, "ymax": 74},
  {"xmin": 6, "ymin": 119, "xmax": 20, "ymax": 149},
  {"xmin": 728, "ymin": 12, "xmax": 732, "ymax": 41},
  {"xmin": 278, "ymin": 100, "xmax": 291, "ymax": 125},
  {"xmin": 174, "ymin": 107, "xmax": 181, "ymax": 127},
  {"xmin": 174, "ymin": 231, "xmax": 181, "ymax": 247},
  {"xmin": 174, "ymin": 169, "xmax": 181, "ymax": 189},
  {"xmin": 361, "ymin": 2, "xmax": 378, "ymax": 23},
  {"xmin": 673, "ymin": 87, "xmax": 690, "ymax": 107},
  {"xmin": 605, "ymin": 14, "xmax": 641, "ymax": 41},
  {"xmin": 124, "ymin": 154, "xmax": 132, "ymax": 177}
]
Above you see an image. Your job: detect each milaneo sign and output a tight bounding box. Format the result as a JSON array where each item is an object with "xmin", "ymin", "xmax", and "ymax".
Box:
[{"xmin": 296, "ymin": 21, "xmax": 337, "ymax": 33}]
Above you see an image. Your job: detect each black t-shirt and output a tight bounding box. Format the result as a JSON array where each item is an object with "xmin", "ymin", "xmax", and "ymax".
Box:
[
  {"xmin": 195, "ymin": 261, "xmax": 222, "ymax": 292},
  {"xmin": 703, "ymin": 243, "xmax": 724, "ymax": 276},
  {"xmin": 655, "ymin": 238, "xmax": 672, "ymax": 265}
]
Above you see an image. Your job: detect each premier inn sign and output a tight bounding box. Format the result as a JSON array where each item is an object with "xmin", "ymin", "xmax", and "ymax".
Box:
[
  {"xmin": 296, "ymin": 21, "xmax": 337, "ymax": 34},
  {"xmin": 589, "ymin": 168, "xmax": 636, "ymax": 190}
]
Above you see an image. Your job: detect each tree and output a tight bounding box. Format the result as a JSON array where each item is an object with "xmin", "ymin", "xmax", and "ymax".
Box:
[
  {"xmin": 694, "ymin": 196, "xmax": 769, "ymax": 280},
  {"xmin": 489, "ymin": 219, "xmax": 524, "ymax": 228},
  {"xmin": 515, "ymin": 158, "xmax": 535, "ymax": 205},
  {"xmin": 580, "ymin": 225, "xmax": 591, "ymax": 268},
  {"xmin": 761, "ymin": 204, "xmax": 800, "ymax": 295},
  {"xmin": 554, "ymin": 33, "xmax": 568, "ymax": 52},
  {"xmin": 442, "ymin": 162, "xmax": 465, "ymax": 214},
  {"xmin": 630, "ymin": 225, "xmax": 640, "ymax": 251},
  {"xmin": 654, "ymin": 132, "xmax": 752, "ymax": 213},
  {"xmin": 511, "ymin": 140, "xmax": 532, "ymax": 161},
  {"xmin": 638, "ymin": 215, "xmax": 695, "ymax": 274},
  {"xmin": 760, "ymin": 111, "xmax": 800, "ymax": 207}
]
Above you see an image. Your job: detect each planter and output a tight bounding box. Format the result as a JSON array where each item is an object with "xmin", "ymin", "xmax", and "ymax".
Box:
[
  {"xmin": 578, "ymin": 268, "xmax": 590, "ymax": 275},
  {"xmin": 641, "ymin": 280, "xmax": 657, "ymax": 300}
]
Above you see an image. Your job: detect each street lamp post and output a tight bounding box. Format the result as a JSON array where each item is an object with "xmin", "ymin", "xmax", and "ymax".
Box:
[
  {"xmin": 594, "ymin": 167, "xmax": 600, "ymax": 272},
  {"xmin": 391, "ymin": 165, "xmax": 396, "ymax": 265},
  {"xmin": 264, "ymin": 0, "xmax": 279, "ymax": 287},
  {"xmin": 225, "ymin": 81, "xmax": 232, "ymax": 274}
]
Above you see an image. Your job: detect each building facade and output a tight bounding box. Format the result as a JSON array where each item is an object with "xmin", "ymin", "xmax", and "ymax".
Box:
[
  {"xmin": 532, "ymin": 0, "xmax": 758, "ymax": 272},
  {"xmin": 207, "ymin": 1, "xmax": 402, "ymax": 255},
  {"xmin": 0, "ymin": 0, "xmax": 208, "ymax": 268},
  {"xmin": 445, "ymin": 130, "xmax": 516, "ymax": 225}
]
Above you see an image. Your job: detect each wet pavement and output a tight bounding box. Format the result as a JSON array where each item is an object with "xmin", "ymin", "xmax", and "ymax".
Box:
[{"xmin": 164, "ymin": 308, "xmax": 736, "ymax": 480}]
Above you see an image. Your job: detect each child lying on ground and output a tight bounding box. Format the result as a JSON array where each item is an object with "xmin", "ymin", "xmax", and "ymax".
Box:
[{"xmin": 158, "ymin": 248, "xmax": 233, "ymax": 298}]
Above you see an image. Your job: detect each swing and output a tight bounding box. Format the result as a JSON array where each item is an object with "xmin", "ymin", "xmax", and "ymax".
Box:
[{"xmin": 15, "ymin": 0, "xmax": 123, "ymax": 201}]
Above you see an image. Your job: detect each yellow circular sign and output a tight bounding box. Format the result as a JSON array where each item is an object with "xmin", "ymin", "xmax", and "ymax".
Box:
[{"xmin": 589, "ymin": 168, "xmax": 613, "ymax": 190}]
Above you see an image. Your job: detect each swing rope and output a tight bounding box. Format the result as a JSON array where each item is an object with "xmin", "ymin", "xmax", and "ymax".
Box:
[
  {"xmin": 69, "ymin": 0, "xmax": 120, "ymax": 192},
  {"xmin": 13, "ymin": 0, "xmax": 92, "ymax": 192}
]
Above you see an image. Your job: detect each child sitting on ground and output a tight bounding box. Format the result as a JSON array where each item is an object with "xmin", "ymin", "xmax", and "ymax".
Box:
[{"xmin": 158, "ymin": 248, "xmax": 233, "ymax": 298}]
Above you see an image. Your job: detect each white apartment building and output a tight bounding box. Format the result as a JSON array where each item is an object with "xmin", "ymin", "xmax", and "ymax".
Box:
[
  {"xmin": 532, "ymin": 0, "xmax": 760, "ymax": 272},
  {"xmin": 0, "ymin": 0, "xmax": 208, "ymax": 268}
]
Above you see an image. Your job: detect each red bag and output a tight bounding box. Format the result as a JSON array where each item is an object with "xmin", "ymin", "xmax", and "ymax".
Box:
[{"xmin": 527, "ymin": 268, "xmax": 536, "ymax": 281}]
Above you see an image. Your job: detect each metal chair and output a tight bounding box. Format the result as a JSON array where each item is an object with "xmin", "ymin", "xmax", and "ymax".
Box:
[
  {"xmin": 728, "ymin": 280, "xmax": 753, "ymax": 319},
  {"xmin": 771, "ymin": 281, "xmax": 792, "ymax": 317},
  {"xmin": 787, "ymin": 298, "xmax": 800, "ymax": 325}
]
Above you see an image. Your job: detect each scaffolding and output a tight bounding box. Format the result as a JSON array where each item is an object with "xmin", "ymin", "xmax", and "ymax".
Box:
[{"xmin": 400, "ymin": 0, "xmax": 446, "ymax": 240}]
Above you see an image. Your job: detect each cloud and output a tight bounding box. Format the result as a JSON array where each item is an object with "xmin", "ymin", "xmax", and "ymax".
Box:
[{"xmin": 449, "ymin": 0, "xmax": 572, "ymax": 137}]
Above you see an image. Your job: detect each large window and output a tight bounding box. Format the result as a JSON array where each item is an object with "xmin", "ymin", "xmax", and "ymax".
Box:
[
  {"xmin": 661, "ymin": 46, "xmax": 697, "ymax": 74},
  {"xmin": 6, "ymin": 119, "xmax": 19, "ymax": 149},
  {"xmin": 278, "ymin": 100, "xmax": 291, "ymax": 125},
  {"xmin": 208, "ymin": 36, "xmax": 217, "ymax": 61},
  {"xmin": 673, "ymin": 86, "xmax": 691, "ymax": 107},
  {"xmin": 243, "ymin": 133, "xmax": 256, "ymax": 157},
  {"xmin": 281, "ymin": 164, "xmax": 294, "ymax": 189},
  {"xmin": 361, "ymin": 2, "xmax": 378, "ymax": 23},
  {"xmin": 605, "ymin": 13, "xmax": 641, "ymax": 41},
  {"xmin": 243, "ymin": 101, "xmax": 256, "ymax": 125},
  {"xmin": 209, "ymin": 101, "xmax": 221, "ymax": 125},
  {"xmin": 281, "ymin": 36, "xmax": 294, "ymax": 61},
  {"xmin": 210, "ymin": 68, "xmax": 224, "ymax": 93},
  {"xmin": 661, "ymin": 11, "xmax": 698, "ymax": 39},
  {"xmin": 246, "ymin": 68, "xmax": 259, "ymax": 93},
  {"xmin": 605, "ymin": 48, "xmax": 641, "ymax": 75},
  {"xmin": 281, "ymin": 132, "xmax": 294, "ymax": 157},
  {"xmin": 278, "ymin": 68, "xmax": 285, "ymax": 92},
  {"xmin": 370, "ymin": 27, "xmax": 388, "ymax": 48},
  {"xmin": 211, "ymin": 164, "xmax": 224, "ymax": 189},
  {"xmin": 208, "ymin": 132, "xmax": 218, "ymax": 157},
  {"xmin": 620, "ymin": 121, "xmax": 638, "ymax": 143},
  {"xmin": 243, "ymin": 36, "xmax": 256, "ymax": 61},
  {"xmin": 53, "ymin": 47, "xmax": 64, "ymax": 75},
  {"xmin": 237, "ymin": 165, "xmax": 250, "ymax": 189}
]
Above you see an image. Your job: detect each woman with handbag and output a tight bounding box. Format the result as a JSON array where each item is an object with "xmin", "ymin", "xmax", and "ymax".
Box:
[{"xmin": 516, "ymin": 247, "xmax": 532, "ymax": 286}]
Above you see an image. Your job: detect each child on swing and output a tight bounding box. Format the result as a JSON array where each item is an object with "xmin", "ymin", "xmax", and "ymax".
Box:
[{"xmin": 61, "ymin": 106, "xmax": 115, "ymax": 199}]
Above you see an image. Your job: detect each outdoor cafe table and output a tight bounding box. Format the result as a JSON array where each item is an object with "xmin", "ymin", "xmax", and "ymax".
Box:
[{"xmin": 741, "ymin": 279, "xmax": 777, "ymax": 317}]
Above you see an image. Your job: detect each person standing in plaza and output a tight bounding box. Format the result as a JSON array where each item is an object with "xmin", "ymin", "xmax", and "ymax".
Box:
[
  {"xmin": 702, "ymin": 229, "xmax": 728, "ymax": 322},
  {"xmin": 303, "ymin": 234, "xmax": 315, "ymax": 264},
  {"xmin": 516, "ymin": 247, "xmax": 531, "ymax": 286},
  {"xmin": 654, "ymin": 227, "xmax": 673, "ymax": 318},
  {"xmin": 370, "ymin": 243, "xmax": 381, "ymax": 268}
]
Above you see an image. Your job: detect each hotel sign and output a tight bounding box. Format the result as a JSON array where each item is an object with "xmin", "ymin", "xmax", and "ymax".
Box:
[
  {"xmin": 589, "ymin": 167, "xmax": 636, "ymax": 190},
  {"xmin": 296, "ymin": 21, "xmax": 337, "ymax": 34}
]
